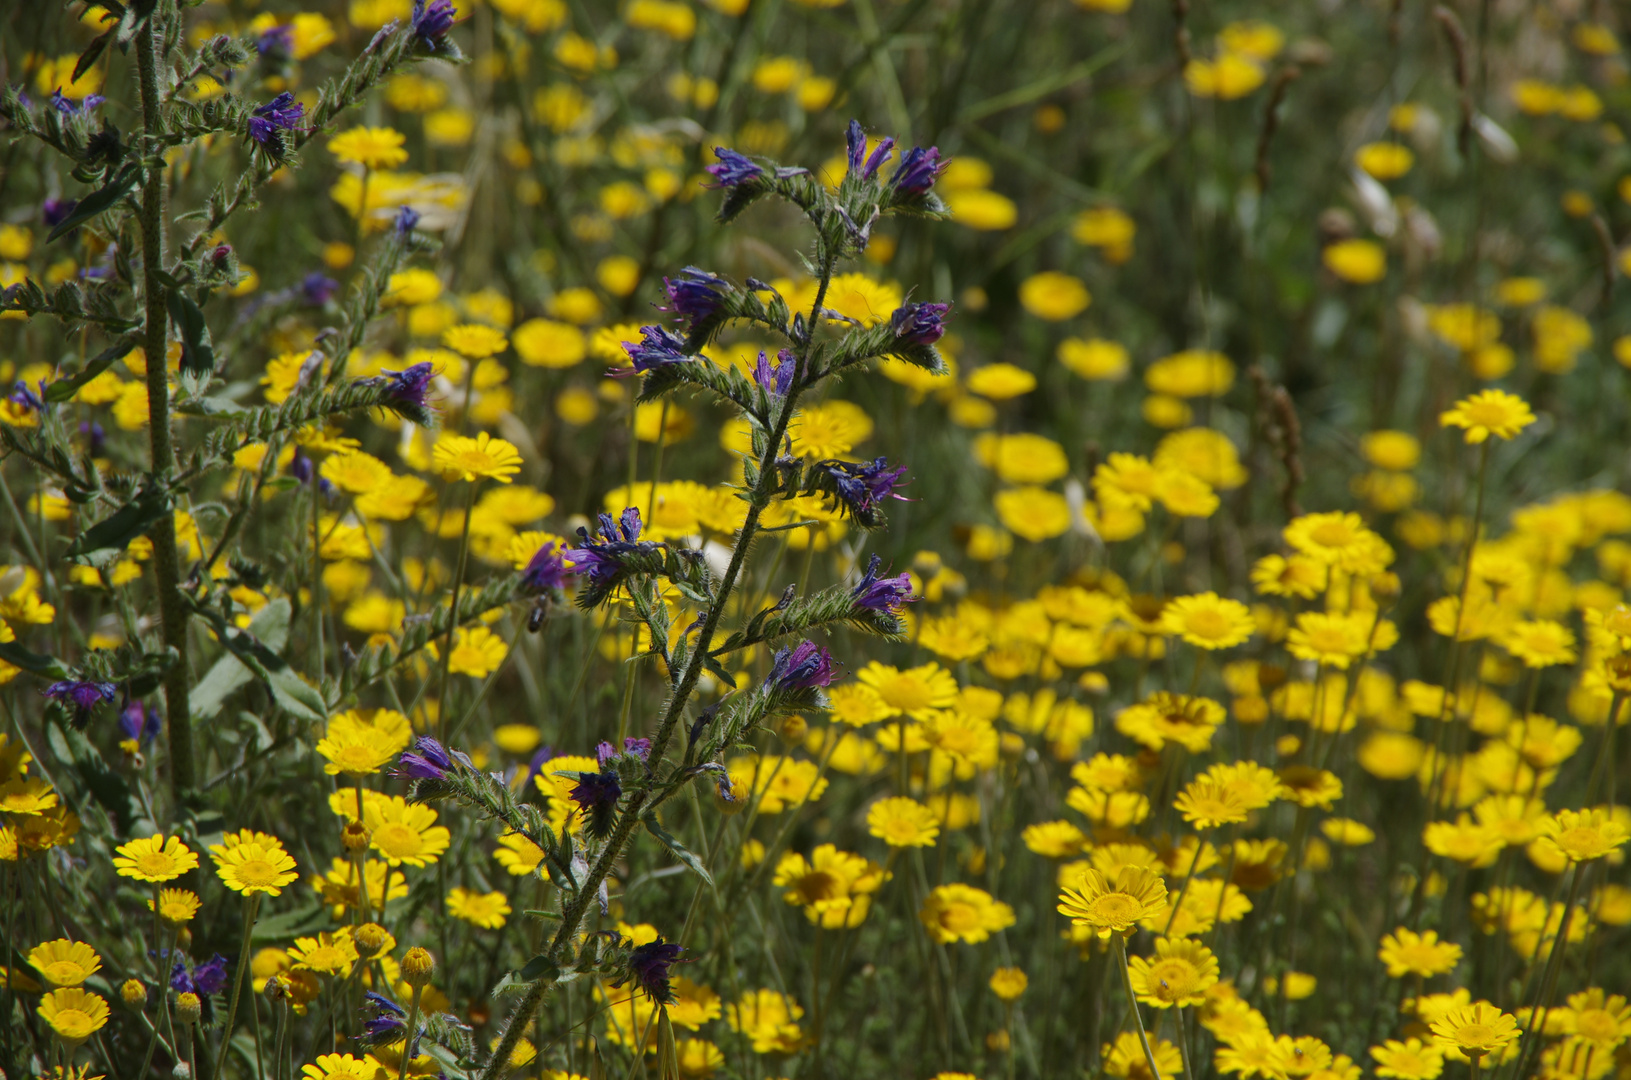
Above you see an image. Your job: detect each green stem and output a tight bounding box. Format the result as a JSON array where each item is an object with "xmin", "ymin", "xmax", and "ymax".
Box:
[
  {"xmin": 215, "ymin": 893, "xmax": 262, "ymax": 1078},
  {"xmin": 134, "ymin": 0, "xmax": 195, "ymax": 805},
  {"xmin": 1115, "ymin": 934, "xmax": 1163, "ymax": 1080},
  {"xmin": 435, "ymin": 480, "xmax": 482, "ymax": 738},
  {"xmin": 398, "ymin": 984, "xmax": 424, "ymax": 1080}
]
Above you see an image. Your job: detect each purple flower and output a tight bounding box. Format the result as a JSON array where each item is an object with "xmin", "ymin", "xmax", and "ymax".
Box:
[
  {"xmin": 766, "ymin": 641, "xmax": 836, "ymax": 692},
  {"xmin": 380, "ymin": 362, "xmax": 435, "ymax": 411},
  {"xmin": 623, "ymin": 737, "xmax": 651, "ymax": 761},
  {"xmin": 521, "ymin": 540, "xmax": 571, "ymax": 592},
  {"xmin": 395, "ymin": 736, "xmax": 467, "ymax": 780},
  {"xmin": 395, "ymin": 204, "xmax": 421, "ymax": 236},
  {"xmin": 10, "ymin": 380, "xmax": 45, "ymax": 414},
  {"xmin": 289, "ymin": 451, "xmax": 314, "ymax": 485},
  {"xmin": 660, "ymin": 267, "xmax": 729, "ymax": 325},
  {"xmin": 44, "ymin": 680, "xmax": 117, "ymax": 721},
  {"xmin": 412, "ymin": 0, "xmax": 457, "ymax": 46},
  {"xmin": 172, "ymin": 954, "xmax": 230, "ymax": 996},
  {"xmin": 625, "ymin": 938, "xmax": 684, "ymax": 1004},
  {"xmin": 845, "ymin": 119, "xmax": 867, "ymax": 173},
  {"xmin": 80, "ymin": 421, "xmax": 106, "ymax": 458},
  {"xmin": 568, "ymin": 770, "xmax": 622, "ymax": 838},
  {"xmin": 247, "ymin": 92, "xmax": 304, "ymax": 150},
  {"xmin": 301, "ymin": 272, "xmax": 339, "ymax": 306},
  {"xmin": 619, "ymin": 325, "xmax": 691, "ymax": 377},
  {"xmin": 50, "ymin": 90, "xmax": 79, "ymax": 114},
  {"xmin": 890, "ymin": 301, "xmax": 950, "ymax": 346},
  {"xmin": 819, "ymin": 456, "xmax": 908, "ymax": 523},
  {"xmin": 706, "ymin": 148, "xmax": 763, "ymax": 187},
  {"xmin": 42, "ymin": 198, "xmax": 77, "ymax": 228},
  {"xmin": 862, "ymin": 136, "xmax": 896, "ymax": 181},
  {"xmin": 361, "ymin": 992, "xmax": 406, "ymax": 1038},
  {"xmin": 565, "ymin": 508, "xmax": 655, "ymax": 589},
  {"xmin": 852, "ymin": 554, "xmax": 915, "ymax": 613},
  {"xmin": 891, "ymin": 146, "xmax": 947, "ymax": 194},
  {"xmin": 120, "ymin": 701, "xmax": 161, "ymax": 746},
  {"xmin": 256, "ymin": 24, "xmax": 293, "ymax": 56},
  {"xmin": 753, "ymin": 349, "xmax": 796, "ymax": 396}
]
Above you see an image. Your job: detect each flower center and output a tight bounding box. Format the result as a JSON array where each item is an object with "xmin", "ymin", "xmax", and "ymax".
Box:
[
  {"xmin": 1088, "ymin": 893, "xmax": 1140, "ymax": 925},
  {"xmin": 1454, "ymin": 1024, "xmax": 1495, "ymax": 1049},
  {"xmin": 236, "ymin": 858, "xmax": 278, "ymax": 885},
  {"xmin": 136, "ymin": 852, "xmax": 173, "ymax": 876},
  {"xmin": 795, "ymin": 872, "xmax": 841, "ymax": 905},
  {"xmin": 375, "ymin": 824, "xmax": 418, "ymax": 854},
  {"xmin": 940, "ymin": 902, "xmax": 979, "ymax": 932}
]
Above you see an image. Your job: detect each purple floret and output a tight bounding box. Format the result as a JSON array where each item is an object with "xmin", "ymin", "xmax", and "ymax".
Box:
[
  {"xmin": 852, "ymin": 553, "xmax": 915, "ymax": 613},
  {"xmin": 890, "ymin": 300, "xmax": 951, "ymax": 346},
  {"xmin": 706, "ymin": 148, "xmax": 763, "ymax": 187},
  {"xmin": 766, "ymin": 641, "xmax": 837, "ymax": 692}
]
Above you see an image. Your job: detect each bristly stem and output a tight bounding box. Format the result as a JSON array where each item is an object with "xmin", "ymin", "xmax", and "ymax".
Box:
[
  {"xmin": 482, "ymin": 249, "xmax": 841, "ymax": 1080},
  {"xmin": 135, "ymin": 4, "xmax": 196, "ymax": 807}
]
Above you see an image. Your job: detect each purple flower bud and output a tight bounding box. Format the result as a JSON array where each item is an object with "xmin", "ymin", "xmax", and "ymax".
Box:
[
  {"xmin": 568, "ymin": 770, "xmax": 622, "ymax": 839},
  {"xmin": 412, "ymin": 0, "xmax": 457, "ymax": 45},
  {"xmin": 83, "ymin": 94, "xmax": 105, "ymax": 111},
  {"xmin": 119, "ymin": 701, "xmax": 162, "ymax": 745},
  {"xmin": 520, "ymin": 539, "xmax": 571, "ymax": 592},
  {"xmin": 564, "ymin": 508, "xmax": 656, "ymax": 589},
  {"xmin": 42, "ymin": 198, "xmax": 77, "ymax": 228},
  {"xmin": 891, "ymin": 145, "xmax": 947, "ymax": 194},
  {"xmin": 50, "ymin": 89, "xmax": 79, "ymax": 115},
  {"xmin": 289, "ymin": 451, "xmax": 314, "ymax": 484},
  {"xmin": 80, "ymin": 421, "xmax": 106, "ymax": 457},
  {"xmin": 43, "ymin": 680, "xmax": 117, "ymax": 721},
  {"xmin": 852, "ymin": 554, "xmax": 915, "ymax": 613},
  {"xmin": 766, "ymin": 640, "xmax": 837, "ymax": 692},
  {"xmin": 192, "ymin": 954, "xmax": 230, "ymax": 996},
  {"xmin": 395, "ymin": 736, "xmax": 466, "ymax": 780},
  {"xmin": 300, "ymin": 272, "xmax": 339, "ymax": 306},
  {"xmin": 10, "ymin": 380, "xmax": 45, "ymax": 414},
  {"xmin": 596, "ymin": 740, "xmax": 618, "ymax": 767},
  {"xmin": 845, "ymin": 119, "xmax": 867, "ymax": 173},
  {"xmin": 256, "ymin": 24, "xmax": 293, "ymax": 56},
  {"xmin": 705, "ymin": 148, "xmax": 763, "ymax": 187},
  {"xmin": 862, "ymin": 136, "xmax": 896, "ymax": 180},
  {"xmin": 752, "ymin": 349, "xmax": 796, "ymax": 396},
  {"xmin": 660, "ymin": 267, "xmax": 729, "ymax": 325},
  {"xmin": 819, "ymin": 456, "xmax": 908, "ymax": 524},
  {"xmin": 211, "ymin": 244, "xmax": 233, "ymax": 265},
  {"xmin": 623, "ymin": 737, "xmax": 651, "ymax": 761},
  {"xmin": 624, "ymin": 938, "xmax": 684, "ymax": 1004},
  {"xmin": 380, "ymin": 362, "xmax": 435, "ymax": 411},
  {"xmin": 618, "ymin": 325, "xmax": 691, "ymax": 376},
  {"xmin": 169, "ymin": 961, "xmax": 192, "ymax": 994},
  {"xmin": 247, "ymin": 92, "xmax": 304, "ymax": 151},
  {"xmin": 395, "ymin": 204, "xmax": 421, "ymax": 235},
  {"xmin": 890, "ymin": 301, "xmax": 950, "ymax": 346}
]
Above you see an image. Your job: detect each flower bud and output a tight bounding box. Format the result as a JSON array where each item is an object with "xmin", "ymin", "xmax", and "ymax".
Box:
[
  {"xmin": 121, "ymin": 978, "xmax": 147, "ymax": 1006},
  {"xmin": 172, "ymin": 1064, "xmax": 192, "ymax": 1080},
  {"xmin": 342, "ymin": 821, "xmax": 371, "ymax": 853},
  {"xmin": 175, "ymin": 992, "xmax": 202, "ymax": 1025},
  {"xmin": 401, "ymin": 946, "xmax": 435, "ymax": 988},
  {"xmin": 356, "ymin": 922, "xmax": 391, "ymax": 956}
]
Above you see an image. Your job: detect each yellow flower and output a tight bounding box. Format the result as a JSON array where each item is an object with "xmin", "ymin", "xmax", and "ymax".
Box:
[
  {"xmin": 965, "ymin": 362, "xmax": 1037, "ymax": 400},
  {"xmin": 774, "ymin": 844, "xmax": 889, "ymax": 928},
  {"xmin": 1429, "ymin": 1001, "xmax": 1519, "ymax": 1057},
  {"xmin": 151, "ymin": 889, "xmax": 201, "ymax": 925},
  {"xmin": 210, "ymin": 830, "xmax": 299, "ymax": 896},
  {"xmin": 442, "ymin": 324, "xmax": 509, "ymax": 359},
  {"xmin": 1371, "ymin": 1038, "xmax": 1445, "ymax": 1080},
  {"xmin": 1018, "ymin": 271, "xmax": 1091, "ymax": 321},
  {"xmin": 365, "ymin": 796, "xmax": 451, "ymax": 867},
  {"xmin": 1323, "ymin": 238, "xmax": 1387, "ymax": 283},
  {"xmin": 1059, "ymin": 337, "xmax": 1130, "ymax": 381},
  {"xmin": 1501, "ymin": 620, "xmax": 1577, "ymax": 668},
  {"xmin": 1145, "ymin": 350, "xmax": 1234, "ymax": 397},
  {"xmin": 1286, "ymin": 611, "xmax": 1396, "ymax": 669},
  {"xmin": 994, "ymin": 486, "xmax": 1072, "ymax": 542},
  {"xmin": 442, "ymin": 625, "xmax": 509, "ymax": 678},
  {"xmin": 1537, "ymin": 808, "xmax": 1629, "ymax": 862},
  {"xmin": 1185, "ymin": 52, "xmax": 1266, "ymax": 99},
  {"xmin": 315, "ymin": 722, "xmax": 399, "ymax": 777},
  {"xmin": 944, "ymin": 188, "xmax": 1018, "ymax": 230},
  {"xmin": 1058, "ymin": 866, "xmax": 1168, "ymax": 938},
  {"xmin": 432, "ymin": 432, "xmax": 523, "ymax": 483},
  {"xmin": 319, "ymin": 451, "xmax": 393, "ymax": 495},
  {"xmin": 856, "ymin": 661, "xmax": 959, "ymax": 719},
  {"xmin": 329, "ymin": 127, "xmax": 409, "ymax": 170},
  {"xmin": 919, "ymin": 883, "xmax": 1016, "ymax": 944},
  {"xmin": 1127, "ymin": 937, "xmax": 1219, "ymax": 1007},
  {"xmin": 1174, "ymin": 778, "xmax": 1250, "ymax": 829},
  {"xmin": 39, "ymin": 987, "xmax": 108, "ymax": 1044},
  {"xmin": 301, "ymin": 1054, "xmax": 379, "ymax": 1080},
  {"xmin": 1355, "ymin": 142, "xmax": 1414, "ymax": 180},
  {"xmin": 989, "ymin": 967, "xmax": 1028, "ymax": 1001},
  {"xmin": 289, "ymin": 929, "xmax": 360, "ymax": 976},
  {"xmin": 1160, "ymin": 593, "xmax": 1255, "ymax": 650},
  {"xmin": 111, "ymin": 833, "xmax": 198, "ymax": 882},
  {"xmin": 512, "ymin": 318, "xmax": 586, "ymax": 368},
  {"xmin": 726, "ymin": 988, "xmax": 805, "ymax": 1055},
  {"xmin": 1439, "ymin": 390, "xmax": 1537, "ymax": 444},
  {"xmin": 492, "ymin": 831, "xmax": 546, "ymax": 876},
  {"xmin": 866, "ymin": 796, "xmax": 940, "ymax": 847},
  {"xmin": 447, "ymin": 887, "xmax": 512, "ymax": 929},
  {"xmin": 1377, "ymin": 927, "xmax": 1463, "ymax": 978},
  {"xmin": 28, "ymin": 940, "xmax": 101, "ymax": 988}
]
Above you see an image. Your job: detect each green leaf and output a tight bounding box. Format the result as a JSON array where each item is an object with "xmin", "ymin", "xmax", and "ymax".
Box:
[
  {"xmin": 642, "ymin": 811, "xmax": 714, "ymax": 887},
  {"xmin": 45, "ymin": 337, "xmax": 137, "ymax": 403},
  {"xmin": 165, "ymin": 289, "xmax": 216, "ymax": 376},
  {"xmin": 250, "ymin": 899, "xmax": 329, "ymax": 945},
  {"xmin": 0, "ymin": 640, "xmax": 69, "ymax": 679},
  {"xmin": 191, "ymin": 599, "xmax": 290, "ymax": 721},
  {"xmin": 47, "ymin": 165, "xmax": 140, "ymax": 243},
  {"xmin": 518, "ymin": 953, "xmax": 561, "ymax": 982},
  {"xmin": 66, "ymin": 485, "xmax": 171, "ymax": 559},
  {"xmin": 48, "ymin": 719, "xmax": 139, "ymax": 834}
]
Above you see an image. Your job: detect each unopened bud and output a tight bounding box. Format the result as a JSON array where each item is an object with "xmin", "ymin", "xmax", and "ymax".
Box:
[
  {"xmin": 342, "ymin": 821, "xmax": 371, "ymax": 853},
  {"xmin": 401, "ymin": 946, "xmax": 435, "ymax": 988},
  {"xmin": 121, "ymin": 979, "xmax": 147, "ymax": 1007},
  {"xmin": 175, "ymin": 992, "xmax": 202, "ymax": 1025},
  {"xmin": 356, "ymin": 922, "xmax": 390, "ymax": 956}
]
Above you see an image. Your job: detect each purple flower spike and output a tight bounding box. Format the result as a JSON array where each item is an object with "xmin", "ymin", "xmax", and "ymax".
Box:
[
  {"xmin": 862, "ymin": 136, "xmax": 896, "ymax": 180},
  {"xmin": 820, "ymin": 456, "xmax": 909, "ymax": 523},
  {"xmin": 192, "ymin": 954, "xmax": 230, "ymax": 996},
  {"xmin": 890, "ymin": 301, "xmax": 950, "ymax": 346},
  {"xmin": 569, "ymin": 770, "xmax": 622, "ymax": 838},
  {"xmin": 852, "ymin": 554, "xmax": 915, "ymax": 613},
  {"xmin": 247, "ymin": 92, "xmax": 304, "ymax": 151},
  {"xmin": 521, "ymin": 540, "xmax": 571, "ymax": 592},
  {"xmin": 626, "ymin": 938, "xmax": 684, "ymax": 1003},
  {"xmin": 660, "ymin": 267, "xmax": 729, "ymax": 325},
  {"xmin": 413, "ymin": 0, "xmax": 457, "ymax": 45},
  {"xmin": 706, "ymin": 148, "xmax": 763, "ymax": 187},
  {"xmin": 44, "ymin": 680, "xmax": 117, "ymax": 722},
  {"xmin": 845, "ymin": 120, "xmax": 867, "ymax": 174},
  {"xmin": 766, "ymin": 641, "xmax": 837, "ymax": 692},
  {"xmin": 380, "ymin": 362, "xmax": 436, "ymax": 410},
  {"xmin": 891, "ymin": 146, "xmax": 947, "ymax": 194},
  {"xmin": 619, "ymin": 325, "xmax": 692, "ymax": 376},
  {"xmin": 752, "ymin": 349, "xmax": 796, "ymax": 396}
]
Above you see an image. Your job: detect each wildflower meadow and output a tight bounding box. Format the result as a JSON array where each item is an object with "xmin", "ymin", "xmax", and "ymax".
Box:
[{"xmin": 1, "ymin": 0, "xmax": 1630, "ymax": 1078}]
